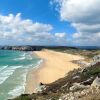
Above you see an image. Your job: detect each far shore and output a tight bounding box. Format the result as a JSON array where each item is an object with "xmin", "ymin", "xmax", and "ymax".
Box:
[{"xmin": 25, "ymin": 49, "xmax": 83, "ymax": 94}]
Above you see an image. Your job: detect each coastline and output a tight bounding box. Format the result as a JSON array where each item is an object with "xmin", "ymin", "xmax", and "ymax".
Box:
[
  {"xmin": 25, "ymin": 49, "xmax": 83, "ymax": 94},
  {"xmin": 25, "ymin": 58, "xmax": 43, "ymax": 94}
]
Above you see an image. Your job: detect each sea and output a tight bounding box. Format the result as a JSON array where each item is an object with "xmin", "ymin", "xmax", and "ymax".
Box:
[{"xmin": 0, "ymin": 50, "xmax": 41, "ymax": 100}]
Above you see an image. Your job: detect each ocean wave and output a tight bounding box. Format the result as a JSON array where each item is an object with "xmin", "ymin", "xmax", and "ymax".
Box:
[
  {"xmin": 0, "ymin": 66, "xmax": 23, "ymax": 85},
  {"xmin": 26, "ymin": 55, "xmax": 33, "ymax": 60},
  {"xmin": 35, "ymin": 59, "xmax": 43, "ymax": 69},
  {"xmin": 0, "ymin": 65, "xmax": 8, "ymax": 72},
  {"xmin": 26, "ymin": 59, "xmax": 43, "ymax": 70},
  {"xmin": 8, "ymin": 69, "xmax": 27, "ymax": 98},
  {"xmin": 8, "ymin": 85, "xmax": 25, "ymax": 98},
  {"xmin": 14, "ymin": 52, "xmax": 27, "ymax": 61},
  {"xmin": 8, "ymin": 60, "xmax": 43, "ymax": 98},
  {"xmin": 0, "ymin": 50, "xmax": 41, "ymax": 99},
  {"xmin": 24, "ymin": 53, "xmax": 33, "ymax": 60},
  {"xmin": 21, "ymin": 53, "xmax": 26, "ymax": 57},
  {"xmin": 14, "ymin": 52, "xmax": 33, "ymax": 61},
  {"xmin": 14, "ymin": 57, "xmax": 26, "ymax": 61},
  {"xmin": 9, "ymin": 66, "xmax": 23, "ymax": 70},
  {"xmin": 21, "ymin": 64, "xmax": 34, "ymax": 69}
]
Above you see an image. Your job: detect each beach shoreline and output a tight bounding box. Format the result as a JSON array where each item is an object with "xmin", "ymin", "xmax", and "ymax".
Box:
[
  {"xmin": 25, "ymin": 58, "xmax": 43, "ymax": 94},
  {"xmin": 25, "ymin": 49, "xmax": 83, "ymax": 94}
]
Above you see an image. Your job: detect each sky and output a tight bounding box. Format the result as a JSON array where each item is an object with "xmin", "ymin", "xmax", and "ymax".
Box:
[{"xmin": 0, "ymin": 0, "xmax": 100, "ymax": 46}]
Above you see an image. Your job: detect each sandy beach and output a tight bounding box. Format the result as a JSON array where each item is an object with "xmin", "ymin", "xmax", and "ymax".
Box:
[{"xmin": 25, "ymin": 49, "xmax": 83, "ymax": 94}]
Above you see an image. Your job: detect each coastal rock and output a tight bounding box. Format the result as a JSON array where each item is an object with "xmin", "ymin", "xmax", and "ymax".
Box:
[
  {"xmin": 72, "ymin": 75, "xmax": 80, "ymax": 80},
  {"xmin": 91, "ymin": 77, "xmax": 100, "ymax": 87},
  {"xmin": 81, "ymin": 77, "xmax": 94, "ymax": 85},
  {"xmin": 72, "ymin": 60, "xmax": 90, "ymax": 68},
  {"xmin": 59, "ymin": 86, "xmax": 100, "ymax": 100},
  {"xmin": 70, "ymin": 83, "xmax": 89, "ymax": 91},
  {"xmin": 93, "ymin": 55, "xmax": 100, "ymax": 62},
  {"xmin": 36, "ymin": 83, "xmax": 47, "ymax": 93}
]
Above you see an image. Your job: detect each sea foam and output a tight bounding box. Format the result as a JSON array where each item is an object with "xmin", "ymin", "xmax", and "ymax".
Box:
[
  {"xmin": 0, "ymin": 65, "xmax": 8, "ymax": 72},
  {"xmin": 0, "ymin": 66, "xmax": 22, "ymax": 85},
  {"xmin": 0, "ymin": 50, "xmax": 40, "ymax": 100},
  {"xmin": 14, "ymin": 57, "xmax": 26, "ymax": 61},
  {"xmin": 8, "ymin": 69, "xmax": 27, "ymax": 98}
]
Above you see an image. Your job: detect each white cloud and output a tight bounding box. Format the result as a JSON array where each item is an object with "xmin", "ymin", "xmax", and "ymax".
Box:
[
  {"xmin": 52, "ymin": 0, "xmax": 100, "ymax": 46},
  {"xmin": 55, "ymin": 32, "xmax": 66, "ymax": 38},
  {"xmin": 0, "ymin": 13, "xmax": 67, "ymax": 45},
  {"xmin": 54, "ymin": 32, "xmax": 67, "ymax": 44}
]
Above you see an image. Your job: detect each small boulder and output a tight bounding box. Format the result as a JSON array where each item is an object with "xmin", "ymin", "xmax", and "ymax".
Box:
[
  {"xmin": 91, "ymin": 77, "xmax": 100, "ymax": 87},
  {"xmin": 70, "ymin": 83, "xmax": 89, "ymax": 91}
]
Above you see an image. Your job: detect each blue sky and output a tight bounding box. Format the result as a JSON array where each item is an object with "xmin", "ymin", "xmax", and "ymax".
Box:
[
  {"xmin": 0, "ymin": 0, "xmax": 76, "ymax": 45},
  {"xmin": 0, "ymin": 0, "xmax": 75, "ymax": 34},
  {"xmin": 0, "ymin": 0, "xmax": 99, "ymax": 46}
]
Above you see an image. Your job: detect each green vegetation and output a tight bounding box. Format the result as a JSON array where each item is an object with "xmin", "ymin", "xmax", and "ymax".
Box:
[
  {"xmin": 83, "ymin": 62, "xmax": 100, "ymax": 76},
  {"xmin": 49, "ymin": 48, "xmax": 100, "ymax": 61}
]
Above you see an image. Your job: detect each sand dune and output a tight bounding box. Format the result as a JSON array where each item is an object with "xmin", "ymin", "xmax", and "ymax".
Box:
[{"xmin": 25, "ymin": 49, "xmax": 83, "ymax": 94}]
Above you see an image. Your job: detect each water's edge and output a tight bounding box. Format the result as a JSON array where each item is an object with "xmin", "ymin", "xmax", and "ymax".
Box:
[
  {"xmin": 24, "ymin": 56, "xmax": 43, "ymax": 94},
  {"xmin": 0, "ymin": 50, "xmax": 42, "ymax": 100}
]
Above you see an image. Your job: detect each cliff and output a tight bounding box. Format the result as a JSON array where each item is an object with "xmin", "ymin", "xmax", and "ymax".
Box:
[{"xmin": 0, "ymin": 46, "xmax": 77, "ymax": 51}]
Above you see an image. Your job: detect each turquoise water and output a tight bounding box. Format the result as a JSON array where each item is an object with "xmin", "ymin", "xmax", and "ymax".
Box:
[{"xmin": 0, "ymin": 50, "xmax": 41, "ymax": 100}]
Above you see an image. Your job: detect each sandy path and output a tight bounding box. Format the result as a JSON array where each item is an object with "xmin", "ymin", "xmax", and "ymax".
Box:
[{"xmin": 25, "ymin": 49, "xmax": 83, "ymax": 94}]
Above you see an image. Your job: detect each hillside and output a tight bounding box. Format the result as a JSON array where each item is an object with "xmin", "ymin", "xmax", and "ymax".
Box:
[{"xmin": 9, "ymin": 50, "xmax": 100, "ymax": 100}]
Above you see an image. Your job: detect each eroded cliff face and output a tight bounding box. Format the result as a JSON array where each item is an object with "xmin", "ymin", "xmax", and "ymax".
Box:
[{"xmin": 0, "ymin": 46, "xmax": 77, "ymax": 51}]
